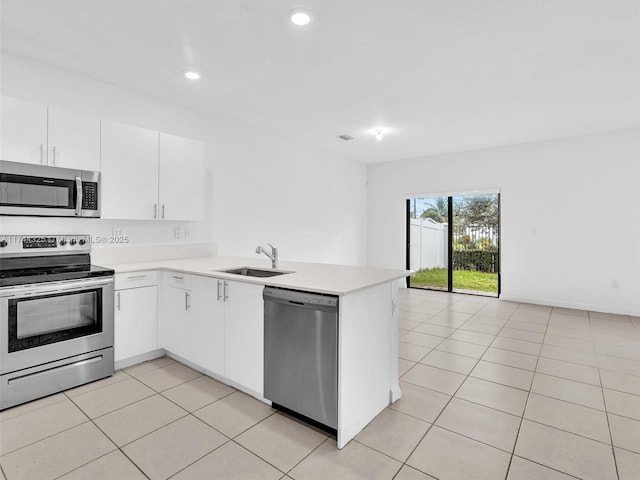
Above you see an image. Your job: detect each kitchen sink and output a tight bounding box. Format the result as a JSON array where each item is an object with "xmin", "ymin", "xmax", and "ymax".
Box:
[{"xmin": 217, "ymin": 267, "xmax": 292, "ymax": 278}]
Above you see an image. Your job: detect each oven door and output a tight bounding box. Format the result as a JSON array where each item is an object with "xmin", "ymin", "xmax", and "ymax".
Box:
[{"xmin": 0, "ymin": 277, "xmax": 114, "ymax": 374}]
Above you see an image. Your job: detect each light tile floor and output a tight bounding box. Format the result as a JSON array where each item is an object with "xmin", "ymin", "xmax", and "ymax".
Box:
[{"xmin": 1, "ymin": 289, "xmax": 639, "ymax": 479}]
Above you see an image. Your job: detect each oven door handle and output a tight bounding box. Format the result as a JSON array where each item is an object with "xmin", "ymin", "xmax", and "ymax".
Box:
[{"xmin": 2, "ymin": 277, "xmax": 114, "ymax": 298}]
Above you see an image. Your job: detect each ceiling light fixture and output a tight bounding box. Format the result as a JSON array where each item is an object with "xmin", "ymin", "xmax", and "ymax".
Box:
[
  {"xmin": 375, "ymin": 128, "xmax": 384, "ymax": 141},
  {"xmin": 184, "ymin": 71, "xmax": 201, "ymax": 80},
  {"xmin": 290, "ymin": 9, "xmax": 312, "ymax": 26}
]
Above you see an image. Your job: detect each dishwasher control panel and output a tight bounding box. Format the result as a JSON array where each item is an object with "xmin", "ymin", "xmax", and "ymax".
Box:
[{"xmin": 263, "ymin": 286, "xmax": 338, "ymax": 309}]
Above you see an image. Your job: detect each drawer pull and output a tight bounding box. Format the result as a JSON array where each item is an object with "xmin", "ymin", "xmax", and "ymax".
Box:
[
  {"xmin": 127, "ymin": 275, "xmax": 147, "ymax": 280},
  {"xmin": 172, "ymin": 275, "xmax": 184, "ymax": 280}
]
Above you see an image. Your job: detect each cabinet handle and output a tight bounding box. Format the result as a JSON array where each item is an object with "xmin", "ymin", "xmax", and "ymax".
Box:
[
  {"xmin": 127, "ymin": 275, "xmax": 147, "ymax": 280},
  {"xmin": 162, "ymin": 204, "xmax": 165, "ymax": 219},
  {"xmin": 40, "ymin": 144, "xmax": 44, "ymax": 164},
  {"xmin": 117, "ymin": 291, "xmax": 121, "ymax": 310},
  {"xmin": 51, "ymin": 146, "xmax": 56, "ymax": 166},
  {"xmin": 154, "ymin": 204, "xmax": 157, "ymax": 219},
  {"xmin": 185, "ymin": 291, "xmax": 191, "ymax": 310},
  {"xmin": 217, "ymin": 280, "xmax": 222, "ymax": 301},
  {"xmin": 223, "ymin": 281, "xmax": 229, "ymax": 301},
  {"xmin": 172, "ymin": 275, "xmax": 184, "ymax": 280}
]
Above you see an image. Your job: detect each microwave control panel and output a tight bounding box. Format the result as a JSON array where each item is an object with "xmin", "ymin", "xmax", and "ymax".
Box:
[{"xmin": 82, "ymin": 182, "xmax": 98, "ymax": 210}]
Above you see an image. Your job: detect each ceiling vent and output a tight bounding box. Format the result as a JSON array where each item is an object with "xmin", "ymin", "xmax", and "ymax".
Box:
[{"xmin": 337, "ymin": 134, "xmax": 354, "ymax": 141}]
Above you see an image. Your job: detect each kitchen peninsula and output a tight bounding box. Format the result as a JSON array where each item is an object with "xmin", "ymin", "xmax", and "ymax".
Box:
[{"xmin": 106, "ymin": 255, "xmax": 409, "ymax": 448}]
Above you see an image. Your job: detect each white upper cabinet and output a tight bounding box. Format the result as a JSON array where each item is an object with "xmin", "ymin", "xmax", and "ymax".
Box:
[
  {"xmin": 1, "ymin": 96, "xmax": 205, "ymax": 221},
  {"xmin": 159, "ymin": 133, "xmax": 205, "ymax": 221},
  {"xmin": 101, "ymin": 121, "xmax": 205, "ymax": 221},
  {"xmin": 0, "ymin": 96, "xmax": 48, "ymax": 165},
  {"xmin": 0, "ymin": 96, "xmax": 100, "ymax": 170},
  {"xmin": 48, "ymin": 107, "xmax": 100, "ymax": 171},
  {"xmin": 101, "ymin": 119, "xmax": 159, "ymax": 220}
]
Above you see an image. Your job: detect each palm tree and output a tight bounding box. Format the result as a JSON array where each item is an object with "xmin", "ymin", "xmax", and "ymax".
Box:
[{"xmin": 421, "ymin": 198, "xmax": 448, "ymax": 223}]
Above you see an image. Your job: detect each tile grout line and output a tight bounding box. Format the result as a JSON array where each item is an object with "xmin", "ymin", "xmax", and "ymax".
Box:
[
  {"xmin": 502, "ymin": 305, "xmax": 550, "ymax": 479},
  {"xmin": 392, "ymin": 296, "xmax": 495, "ymax": 478},
  {"xmin": 402, "ymin": 296, "xmax": 637, "ymax": 479},
  {"xmin": 396, "ymin": 327, "xmax": 488, "ymax": 478},
  {"xmin": 63, "ymin": 388, "xmax": 152, "ymax": 480},
  {"xmin": 3, "ymin": 292, "xmax": 637, "ymax": 479},
  {"xmin": 67, "ymin": 365, "xmax": 260, "ymax": 479},
  {"xmin": 277, "ymin": 435, "xmax": 331, "ymax": 477},
  {"xmin": 598, "ymin": 361, "xmax": 621, "ymax": 480},
  {"xmin": 60, "ymin": 361, "xmax": 218, "ymax": 479}
]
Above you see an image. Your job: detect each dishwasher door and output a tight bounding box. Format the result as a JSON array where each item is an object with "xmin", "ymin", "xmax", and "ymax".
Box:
[{"xmin": 263, "ymin": 287, "xmax": 338, "ymax": 430}]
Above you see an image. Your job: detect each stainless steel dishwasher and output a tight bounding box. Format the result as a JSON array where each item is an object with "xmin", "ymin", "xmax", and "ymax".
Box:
[{"xmin": 263, "ymin": 287, "xmax": 338, "ymax": 433}]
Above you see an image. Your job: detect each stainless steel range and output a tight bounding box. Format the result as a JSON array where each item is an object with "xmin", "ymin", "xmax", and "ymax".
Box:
[{"xmin": 0, "ymin": 234, "xmax": 114, "ymax": 410}]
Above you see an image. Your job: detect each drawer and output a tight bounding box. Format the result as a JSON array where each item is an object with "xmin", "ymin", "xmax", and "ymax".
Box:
[
  {"xmin": 164, "ymin": 271, "xmax": 192, "ymax": 289},
  {"xmin": 115, "ymin": 270, "xmax": 158, "ymax": 290}
]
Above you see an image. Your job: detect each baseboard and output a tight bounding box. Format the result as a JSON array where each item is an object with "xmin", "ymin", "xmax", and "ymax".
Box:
[
  {"xmin": 163, "ymin": 351, "xmax": 269, "ymax": 405},
  {"xmin": 499, "ymin": 294, "xmax": 639, "ymax": 317},
  {"xmin": 114, "ymin": 349, "xmax": 165, "ymax": 370}
]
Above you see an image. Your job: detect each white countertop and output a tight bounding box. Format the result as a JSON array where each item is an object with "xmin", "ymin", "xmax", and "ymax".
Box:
[{"xmin": 104, "ymin": 256, "xmax": 409, "ymax": 295}]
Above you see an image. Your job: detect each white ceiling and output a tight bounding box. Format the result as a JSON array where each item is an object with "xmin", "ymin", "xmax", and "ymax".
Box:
[{"xmin": 1, "ymin": 0, "xmax": 639, "ymax": 163}]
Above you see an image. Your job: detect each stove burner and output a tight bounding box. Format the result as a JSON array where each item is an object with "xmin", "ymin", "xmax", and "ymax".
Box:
[{"xmin": 0, "ymin": 234, "xmax": 114, "ymax": 287}]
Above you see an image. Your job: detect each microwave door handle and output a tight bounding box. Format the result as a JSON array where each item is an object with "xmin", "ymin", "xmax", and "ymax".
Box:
[{"xmin": 75, "ymin": 176, "xmax": 83, "ymax": 216}]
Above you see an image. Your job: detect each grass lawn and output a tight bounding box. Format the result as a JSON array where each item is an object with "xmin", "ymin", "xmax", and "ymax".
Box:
[{"xmin": 410, "ymin": 268, "xmax": 498, "ymax": 293}]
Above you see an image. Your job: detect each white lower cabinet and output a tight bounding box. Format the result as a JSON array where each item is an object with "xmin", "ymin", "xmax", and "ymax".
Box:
[
  {"xmin": 159, "ymin": 272, "xmax": 225, "ymax": 375},
  {"xmin": 158, "ymin": 272, "xmax": 264, "ymax": 395},
  {"xmin": 222, "ymin": 280, "xmax": 264, "ymax": 395},
  {"xmin": 114, "ymin": 284, "xmax": 158, "ymax": 363}
]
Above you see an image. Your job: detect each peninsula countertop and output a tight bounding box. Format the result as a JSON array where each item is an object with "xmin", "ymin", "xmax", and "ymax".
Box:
[{"xmin": 104, "ymin": 256, "xmax": 410, "ymax": 295}]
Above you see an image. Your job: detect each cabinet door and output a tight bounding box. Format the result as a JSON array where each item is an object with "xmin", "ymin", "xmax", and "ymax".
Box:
[
  {"xmin": 114, "ymin": 286, "xmax": 158, "ymax": 362},
  {"xmin": 191, "ymin": 276, "xmax": 225, "ymax": 374},
  {"xmin": 224, "ymin": 280, "xmax": 265, "ymax": 394},
  {"xmin": 48, "ymin": 108, "xmax": 100, "ymax": 171},
  {"xmin": 101, "ymin": 119, "xmax": 159, "ymax": 219},
  {"xmin": 159, "ymin": 284, "xmax": 191, "ymax": 360},
  {"xmin": 158, "ymin": 133, "xmax": 205, "ymax": 221},
  {"xmin": 0, "ymin": 96, "xmax": 47, "ymax": 165}
]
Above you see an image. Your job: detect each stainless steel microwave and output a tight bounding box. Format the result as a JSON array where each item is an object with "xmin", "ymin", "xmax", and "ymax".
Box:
[{"xmin": 0, "ymin": 160, "xmax": 100, "ymax": 217}]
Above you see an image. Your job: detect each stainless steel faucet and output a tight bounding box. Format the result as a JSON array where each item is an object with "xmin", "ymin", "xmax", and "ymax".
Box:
[{"xmin": 256, "ymin": 243, "xmax": 278, "ymax": 269}]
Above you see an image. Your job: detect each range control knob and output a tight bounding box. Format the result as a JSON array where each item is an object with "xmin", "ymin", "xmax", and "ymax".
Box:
[
  {"xmin": 78, "ymin": 239, "xmax": 86, "ymax": 245},
  {"xmin": 69, "ymin": 239, "xmax": 77, "ymax": 246},
  {"xmin": 0, "ymin": 240, "xmax": 7, "ymax": 248},
  {"xmin": 59, "ymin": 239, "xmax": 67, "ymax": 246}
]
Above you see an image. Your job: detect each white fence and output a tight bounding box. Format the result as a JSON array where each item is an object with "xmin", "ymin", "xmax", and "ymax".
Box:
[{"xmin": 409, "ymin": 218, "xmax": 448, "ymax": 271}]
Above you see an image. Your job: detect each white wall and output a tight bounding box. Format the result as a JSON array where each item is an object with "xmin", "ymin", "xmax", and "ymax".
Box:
[
  {"xmin": 0, "ymin": 54, "xmax": 368, "ymax": 266},
  {"xmin": 367, "ymin": 129, "xmax": 640, "ymax": 315}
]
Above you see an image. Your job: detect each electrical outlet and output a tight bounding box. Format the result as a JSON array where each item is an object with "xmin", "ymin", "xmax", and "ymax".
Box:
[
  {"xmin": 611, "ymin": 279, "xmax": 620, "ymax": 288},
  {"xmin": 174, "ymin": 227, "xmax": 182, "ymax": 240}
]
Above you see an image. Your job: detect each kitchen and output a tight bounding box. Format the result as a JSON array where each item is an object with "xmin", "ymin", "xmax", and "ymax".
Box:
[{"xmin": 1, "ymin": 1, "xmax": 639, "ymax": 480}]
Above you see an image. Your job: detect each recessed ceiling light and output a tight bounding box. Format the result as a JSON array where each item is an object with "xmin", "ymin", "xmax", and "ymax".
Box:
[
  {"xmin": 184, "ymin": 71, "xmax": 201, "ymax": 80},
  {"xmin": 375, "ymin": 128, "xmax": 385, "ymax": 141},
  {"xmin": 290, "ymin": 10, "xmax": 312, "ymax": 26}
]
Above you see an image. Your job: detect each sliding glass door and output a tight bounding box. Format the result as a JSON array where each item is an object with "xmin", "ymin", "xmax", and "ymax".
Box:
[
  {"xmin": 407, "ymin": 193, "xmax": 500, "ymax": 296},
  {"xmin": 406, "ymin": 197, "xmax": 449, "ymax": 290}
]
